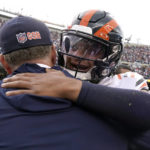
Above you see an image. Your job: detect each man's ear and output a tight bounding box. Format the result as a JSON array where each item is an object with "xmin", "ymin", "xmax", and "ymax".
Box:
[
  {"xmin": 0, "ymin": 54, "xmax": 12, "ymax": 74},
  {"xmin": 50, "ymin": 45, "xmax": 57, "ymax": 66}
]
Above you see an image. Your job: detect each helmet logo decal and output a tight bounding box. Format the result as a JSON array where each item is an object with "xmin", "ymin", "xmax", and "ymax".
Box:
[
  {"xmin": 94, "ymin": 19, "xmax": 118, "ymax": 41},
  {"xmin": 80, "ymin": 10, "xmax": 97, "ymax": 26}
]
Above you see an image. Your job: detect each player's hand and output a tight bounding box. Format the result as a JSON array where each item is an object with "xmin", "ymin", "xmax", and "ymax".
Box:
[{"xmin": 1, "ymin": 69, "xmax": 82, "ymax": 102}]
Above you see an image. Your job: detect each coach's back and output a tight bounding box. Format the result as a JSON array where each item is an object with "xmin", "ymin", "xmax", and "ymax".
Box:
[{"xmin": 0, "ymin": 64, "xmax": 127, "ymax": 150}]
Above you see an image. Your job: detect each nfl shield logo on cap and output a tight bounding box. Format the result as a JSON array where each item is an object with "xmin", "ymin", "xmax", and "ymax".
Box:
[{"xmin": 16, "ymin": 32, "xmax": 27, "ymax": 44}]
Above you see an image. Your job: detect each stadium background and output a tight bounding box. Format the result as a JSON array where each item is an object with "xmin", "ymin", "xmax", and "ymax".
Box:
[{"xmin": 0, "ymin": 9, "xmax": 150, "ymax": 79}]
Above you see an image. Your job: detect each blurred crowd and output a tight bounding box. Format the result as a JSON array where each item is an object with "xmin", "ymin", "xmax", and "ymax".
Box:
[
  {"xmin": 50, "ymin": 30, "xmax": 60, "ymax": 51},
  {"xmin": 121, "ymin": 44, "xmax": 150, "ymax": 79},
  {"xmin": 121, "ymin": 44, "xmax": 150, "ymax": 64}
]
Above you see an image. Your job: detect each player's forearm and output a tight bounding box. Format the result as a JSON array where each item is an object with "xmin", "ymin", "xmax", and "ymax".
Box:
[{"xmin": 77, "ymin": 81, "xmax": 150, "ymax": 130}]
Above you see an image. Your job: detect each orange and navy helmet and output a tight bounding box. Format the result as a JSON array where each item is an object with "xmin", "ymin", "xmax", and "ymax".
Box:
[
  {"xmin": 58, "ymin": 10, "xmax": 124, "ymax": 83},
  {"xmin": 70, "ymin": 10, "xmax": 123, "ymax": 43}
]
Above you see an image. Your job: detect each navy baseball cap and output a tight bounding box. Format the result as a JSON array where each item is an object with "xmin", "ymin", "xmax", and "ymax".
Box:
[{"xmin": 0, "ymin": 16, "xmax": 53, "ymax": 54}]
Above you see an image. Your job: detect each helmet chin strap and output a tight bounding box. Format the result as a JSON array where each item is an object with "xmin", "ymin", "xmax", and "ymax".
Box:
[
  {"xmin": 64, "ymin": 64, "xmax": 111, "ymax": 83},
  {"xmin": 64, "ymin": 67, "xmax": 93, "ymax": 81}
]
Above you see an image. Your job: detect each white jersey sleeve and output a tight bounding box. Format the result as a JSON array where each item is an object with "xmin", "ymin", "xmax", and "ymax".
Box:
[{"xmin": 99, "ymin": 72, "xmax": 149, "ymax": 91}]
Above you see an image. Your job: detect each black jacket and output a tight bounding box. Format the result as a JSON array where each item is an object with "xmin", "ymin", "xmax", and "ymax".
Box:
[{"xmin": 0, "ymin": 63, "xmax": 127, "ymax": 150}]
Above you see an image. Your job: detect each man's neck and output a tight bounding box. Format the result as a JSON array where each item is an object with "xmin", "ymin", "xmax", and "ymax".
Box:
[{"xmin": 11, "ymin": 58, "xmax": 53, "ymax": 73}]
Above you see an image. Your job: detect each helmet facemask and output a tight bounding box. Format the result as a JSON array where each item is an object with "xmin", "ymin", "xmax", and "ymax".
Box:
[{"xmin": 58, "ymin": 30, "xmax": 123, "ymax": 83}]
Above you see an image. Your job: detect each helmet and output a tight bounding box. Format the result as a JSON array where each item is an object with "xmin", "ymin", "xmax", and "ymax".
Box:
[{"xmin": 58, "ymin": 10, "xmax": 123, "ymax": 83}]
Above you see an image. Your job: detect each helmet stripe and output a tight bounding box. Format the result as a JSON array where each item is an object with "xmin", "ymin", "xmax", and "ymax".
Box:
[
  {"xmin": 80, "ymin": 10, "xmax": 97, "ymax": 26},
  {"xmin": 94, "ymin": 19, "xmax": 118, "ymax": 41}
]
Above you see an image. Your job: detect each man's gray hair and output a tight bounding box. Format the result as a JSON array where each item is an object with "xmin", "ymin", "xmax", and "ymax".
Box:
[{"xmin": 4, "ymin": 45, "xmax": 52, "ymax": 67}]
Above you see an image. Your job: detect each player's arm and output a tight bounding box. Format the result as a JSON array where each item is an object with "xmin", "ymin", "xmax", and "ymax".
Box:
[
  {"xmin": 78, "ymin": 81, "xmax": 150, "ymax": 130},
  {"xmin": 2, "ymin": 70, "xmax": 150, "ymax": 130}
]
